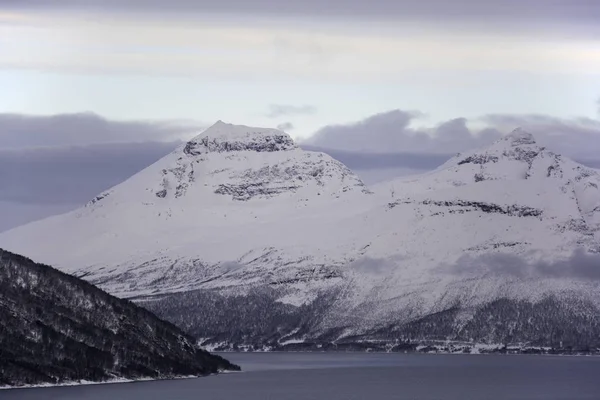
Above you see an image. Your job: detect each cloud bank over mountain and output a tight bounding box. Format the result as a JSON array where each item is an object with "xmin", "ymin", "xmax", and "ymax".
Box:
[
  {"xmin": 446, "ymin": 250, "xmax": 600, "ymax": 281},
  {"xmin": 305, "ymin": 109, "xmax": 600, "ymax": 159},
  {"xmin": 2, "ymin": 109, "xmax": 600, "ymax": 231},
  {"xmin": 0, "ymin": 112, "xmax": 200, "ymax": 148}
]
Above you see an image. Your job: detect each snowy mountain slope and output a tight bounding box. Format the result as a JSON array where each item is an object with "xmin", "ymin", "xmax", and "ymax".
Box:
[
  {"xmin": 1, "ymin": 124, "xmax": 599, "ymax": 350},
  {"xmin": 368, "ymin": 128, "xmax": 600, "ymax": 262},
  {"xmin": 351, "ymin": 129, "xmax": 600, "ymax": 300},
  {"xmin": 0, "ymin": 121, "xmax": 372, "ymax": 280}
]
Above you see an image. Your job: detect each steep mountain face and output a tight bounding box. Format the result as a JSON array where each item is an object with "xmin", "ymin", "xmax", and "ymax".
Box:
[
  {"xmin": 0, "ymin": 121, "xmax": 372, "ymax": 295},
  {"xmin": 1, "ymin": 124, "xmax": 599, "ymax": 352},
  {"xmin": 0, "ymin": 248, "xmax": 239, "ymax": 388}
]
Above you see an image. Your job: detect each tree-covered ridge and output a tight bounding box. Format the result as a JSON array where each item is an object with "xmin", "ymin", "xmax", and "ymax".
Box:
[
  {"xmin": 0, "ymin": 248, "xmax": 239, "ymax": 388},
  {"xmin": 143, "ymin": 287, "xmax": 600, "ymax": 354}
]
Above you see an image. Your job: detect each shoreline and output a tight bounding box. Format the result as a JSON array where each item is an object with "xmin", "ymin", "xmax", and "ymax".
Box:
[
  {"xmin": 0, "ymin": 370, "xmax": 238, "ymax": 391},
  {"xmin": 205, "ymin": 341, "xmax": 600, "ymax": 356}
]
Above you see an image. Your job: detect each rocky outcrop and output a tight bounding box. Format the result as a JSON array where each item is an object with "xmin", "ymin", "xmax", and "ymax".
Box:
[
  {"xmin": 184, "ymin": 129, "xmax": 297, "ymax": 155},
  {"xmin": 148, "ymin": 122, "xmax": 369, "ymax": 201},
  {"xmin": 388, "ymin": 198, "xmax": 543, "ymax": 217}
]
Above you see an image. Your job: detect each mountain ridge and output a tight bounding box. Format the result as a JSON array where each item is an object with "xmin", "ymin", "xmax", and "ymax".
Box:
[{"xmin": 1, "ymin": 123, "xmax": 599, "ymax": 351}]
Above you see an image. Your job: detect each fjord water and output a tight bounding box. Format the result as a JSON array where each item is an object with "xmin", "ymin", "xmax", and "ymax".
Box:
[{"xmin": 5, "ymin": 353, "xmax": 600, "ymax": 400}]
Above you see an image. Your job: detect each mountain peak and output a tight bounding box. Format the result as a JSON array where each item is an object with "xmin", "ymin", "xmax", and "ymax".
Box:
[
  {"xmin": 503, "ymin": 128, "xmax": 536, "ymax": 146},
  {"xmin": 447, "ymin": 127, "xmax": 540, "ymax": 168},
  {"xmin": 183, "ymin": 121, "xmax": 298, "ymax": 155},
  {"xmin": 434, "ymin": 128, "xmax": 550, "ymax": 182}
]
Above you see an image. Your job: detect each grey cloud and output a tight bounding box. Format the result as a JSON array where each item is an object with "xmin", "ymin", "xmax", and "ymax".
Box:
[
  {"xmin": 0, "ymin": 112, "xmax": 202, "ymax": 149},
  {"xmin": 482, "ymin": 114, "xmax": 600, "ymax": 159},
  {"xmin": 449, "ymin": 253, "xmax": 533, "ymax": 279},
  {"xmin": 277, "ymin": 122, "xmax": 294, "ymax": 131},
  {"xmin": 348, "ymin": 167, "xmax": 427, "ymax": 185},
  {"xmin": 0, "ymin": 141, "xmax": 178, "ymax": 205},
  {"xmin": 6, "ymin": 1, "xmax": 600, "ymax": 30},
  {"xmin": 304, "ymin": 110, "xmax": 502, "ymax": 154},
  {"xmin": 266, "ymin": 105, "xmax": 317, "ymax": 118},
  {"xmin": 301, "ymin": 110, "xmax": 452, "ymax": 180},
  {"xmin": 300, "ymin": 145, "xmax": 449, "ymax": 170},
  {"xmin": 305, "ymin": 109, "xmax": 600, "ymax": 161},
  {"xmin": 347, "ymin": 257, "xmax": 398, "ymax": 277},
  {"xmin": 580, "ymin": 159, "xmax": 600, "ymax": 169},
  {"xmin": 0, "ymin": 201, "xmax": 78, "ymax": 233},
  {"xmin": 3, "ymin": 110, "xmax": 600, "ymax": 232},
  {"xmin": 305, "ymin": 142, "xmax": 444, "ymax": 184},
  {"xmin": 447, "ymin": 250, "xmax": 600, "ymax": 281},
  {"xmin": 303, "ymin": 109, "xmax": 600, "ymax": 182},
  {"xmin": 218, "ymin": 261, "xmax": 244, "ymax": 274}
]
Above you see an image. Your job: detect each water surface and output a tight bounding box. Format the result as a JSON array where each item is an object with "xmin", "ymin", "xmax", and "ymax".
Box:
[{"xmin": 5, "ymin": 353, "xmax": 600, "ymax": 400}]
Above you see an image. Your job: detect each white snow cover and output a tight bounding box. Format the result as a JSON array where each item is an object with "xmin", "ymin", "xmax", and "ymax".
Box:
[{"xmin": 1, "ymin": 122, "xmax": 599, "ymax": 329}]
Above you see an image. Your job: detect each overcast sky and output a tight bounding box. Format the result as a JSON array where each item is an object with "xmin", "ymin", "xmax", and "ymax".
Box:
[
  {"xmin": 2, "ymin": 0, "xmax": 600, "ymax": 137},
  {"xmin": 1, "ymin": 1, "xmax": 600, "ymax": 231}
]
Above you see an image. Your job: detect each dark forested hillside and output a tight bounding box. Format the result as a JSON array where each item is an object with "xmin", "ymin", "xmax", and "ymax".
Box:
[
  {"xmin": 143, "ymin": 287, "xmax": 600, "ymax": 354},
  {"xmin": 0, "ymin": 249, "xmax": 239, "ymax": 388}
]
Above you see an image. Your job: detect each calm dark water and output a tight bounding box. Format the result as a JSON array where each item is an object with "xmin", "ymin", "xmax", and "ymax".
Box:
[{"xmin": 4, "ymin": 353, "xmax": 600, "ymax": 400}]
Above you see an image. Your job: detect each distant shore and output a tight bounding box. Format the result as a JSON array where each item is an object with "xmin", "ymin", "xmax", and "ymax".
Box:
[{"xmin": 206, "ymin": 341, "xmax": 600, "ymax": 356}]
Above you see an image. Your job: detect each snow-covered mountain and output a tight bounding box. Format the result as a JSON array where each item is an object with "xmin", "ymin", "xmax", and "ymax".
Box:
[
  {"xmin": 0, "ymin": 121, "xmax": 372, "ymax": 294},
  {"xmin": 1, "ymin": 123, "xmax": 599, "ymax": 352}
]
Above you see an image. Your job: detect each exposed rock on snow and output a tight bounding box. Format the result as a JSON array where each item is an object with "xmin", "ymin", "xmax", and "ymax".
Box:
[{"xmin": 1, "ymin": 124, "xmax": 600, "ymax": 350}]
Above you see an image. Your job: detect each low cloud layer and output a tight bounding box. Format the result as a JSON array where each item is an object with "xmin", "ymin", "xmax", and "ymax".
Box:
[
  {"xmin": 0, "ymin": 142, "xmax": 178, "ymax": 204},
  {"xmin": 448, "ymin": 250, "xmax": 600, "ymax": 281},
  {"xmin": 305, "ymin": 109, "xmax": 600, "ymax": 159},
  {"xmin": 7, "ymin": 0, "xmax": 600, "ymax": 33},
  {"xmin": 0, "ymin": 201, "xmax": 78, "ymax": 233},
  {"xmin": 2, "ymin": 109, "xmax": 600, "ymax": 232},
  {"xmin": 482, "ymin": 114, "xmax": 600, "ymax": 159},
  {"xmin": 304, "ymin": 110, "xmax": 502, "ymax": 154},
  {"xmin": 347, "ymin": 256, "xmax": 404, "ymax": 278},
  {"xmin": 0, "ymin": 112, "xmax": 201, "ymax": 149},
  {"xmin": 0, "ymin": 138, "xmax": 181, "ymax": 232},
  {"xmin": 0, "ymin": 113, "xmax": 196, "ymax": 231},
  {"xmin": 277, "ymin": 122, "xmax": 295, "ymax": 131},
  {"xmin": 302, "ymin": 145, "xmax": 449, "ymax": 171}
]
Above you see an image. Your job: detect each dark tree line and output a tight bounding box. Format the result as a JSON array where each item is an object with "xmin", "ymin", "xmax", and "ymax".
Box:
[
  {"xmin": 0, "ymin": 249, "xmax": 239, "ymax": 388},
  {"xmin": 141, "ymin": 286, "xmax": 337, "ymax": 350},
  {"xmin": 142, "ymin": 284, "xmax": 600, "ymax": 354}
]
